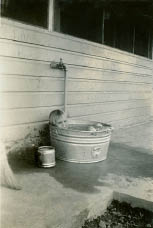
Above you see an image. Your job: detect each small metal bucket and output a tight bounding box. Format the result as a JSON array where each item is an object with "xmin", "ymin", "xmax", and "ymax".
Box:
[{"xmin": 37, "ymin": 146, "xmax": 55, "ymax": 168}]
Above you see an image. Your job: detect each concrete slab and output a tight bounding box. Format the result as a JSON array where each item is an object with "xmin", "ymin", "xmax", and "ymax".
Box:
[
  {"xmin": 111, "ymin": 121, "xmax": 153, "ymax": 154},
  {"xmin": 1, "ymin": 121, "xmax": 153, "ymax": 228}
]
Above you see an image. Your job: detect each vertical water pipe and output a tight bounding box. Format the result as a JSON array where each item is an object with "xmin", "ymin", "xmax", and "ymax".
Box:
[
  {"xmin": 63, "ymin": 67, "xmax": 67, "ymax": 116},
  {"xmin": 50, "ymin": 59, "xmax": 67, "ymax": 116}
]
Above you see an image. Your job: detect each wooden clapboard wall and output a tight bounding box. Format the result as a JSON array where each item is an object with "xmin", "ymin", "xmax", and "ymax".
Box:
[{"xmin": 0, "ymin": 19, "xmax": 153, "ymax": 150}]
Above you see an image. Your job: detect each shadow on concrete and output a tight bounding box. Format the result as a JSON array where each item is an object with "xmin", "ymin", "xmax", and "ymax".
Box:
[{"xmin": 8, "ymin": 142, "xmax": 153, "ymax": 193}]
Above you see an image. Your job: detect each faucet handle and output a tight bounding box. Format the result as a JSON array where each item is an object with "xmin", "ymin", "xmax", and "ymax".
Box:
[{"xmin": 50, "ymin": 58, "xmax": 66, "ymax": 71}]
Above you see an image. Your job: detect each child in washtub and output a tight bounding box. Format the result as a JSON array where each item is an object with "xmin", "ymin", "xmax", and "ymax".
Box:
[
  {"xmin": 49, "ymin": 109, "xmax": 103, "ymax": 131},
  {"xmin": 49, "ymin": 109, "xmax": 68, "ymax": 128}
]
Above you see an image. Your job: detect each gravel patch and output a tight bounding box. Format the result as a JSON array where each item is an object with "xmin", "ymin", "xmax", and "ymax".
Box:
[{"xmin": 82, "ymin": 200, "xmax": 153, "ymax": 228}]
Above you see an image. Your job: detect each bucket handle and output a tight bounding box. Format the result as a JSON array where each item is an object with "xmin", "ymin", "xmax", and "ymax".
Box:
[{"xmin": 90, "ymin": 131, "xmax": 97, "ymax": 136}]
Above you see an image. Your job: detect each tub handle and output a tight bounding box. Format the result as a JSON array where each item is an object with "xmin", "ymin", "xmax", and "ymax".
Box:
[
  {"xmin": 92, "ymin": 147, "xmax": 102, "ymax": 158},
  {"xmin": 90, "ymin": 132, "xmax": 97, "ymax": 136}
]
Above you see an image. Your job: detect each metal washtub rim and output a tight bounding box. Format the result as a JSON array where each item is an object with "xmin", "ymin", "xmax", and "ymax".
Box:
[{"xmin": 51, "ymin": 136, "xmax": 111, "ymax": 144}]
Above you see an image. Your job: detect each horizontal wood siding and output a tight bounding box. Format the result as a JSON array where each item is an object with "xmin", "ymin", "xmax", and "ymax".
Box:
[{"xmin": 0, "ymin": 19, "xmax": 153, "ymax": 149}]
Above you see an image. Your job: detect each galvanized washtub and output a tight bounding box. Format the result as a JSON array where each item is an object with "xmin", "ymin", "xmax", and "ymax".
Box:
[{"xmin": 50, "ymin": 119, "xmax": 113, "ymax": 163}]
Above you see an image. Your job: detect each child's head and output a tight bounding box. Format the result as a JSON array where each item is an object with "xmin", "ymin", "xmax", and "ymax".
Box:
[{"xmin": 49, "ymin": 110, "xmax": 67, "ymax": 128}]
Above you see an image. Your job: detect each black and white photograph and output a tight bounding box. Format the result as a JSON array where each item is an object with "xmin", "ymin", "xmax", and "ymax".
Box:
[{"xmin": 0, "ymin": 0, "xmax": 153, "ymax": 227}]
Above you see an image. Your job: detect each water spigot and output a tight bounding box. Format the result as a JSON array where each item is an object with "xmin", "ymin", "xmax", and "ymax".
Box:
[
  {"xmin": 58, "ymin": 58, "xmax": 66, "ymax": 71},
  {"xmin": 50, "ymin": 58, "xmax": 66, "ymax": 71}
]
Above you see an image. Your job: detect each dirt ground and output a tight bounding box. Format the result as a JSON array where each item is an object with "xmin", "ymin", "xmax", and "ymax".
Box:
[{"xmin": 82, "ymin": 200, "xmax": 153, "ymax": 228}]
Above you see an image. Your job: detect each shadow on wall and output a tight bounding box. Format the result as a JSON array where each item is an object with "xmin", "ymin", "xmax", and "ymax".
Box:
[
  {"xmin": 7, "ymin": 124, "xmax": 50, "ymax": 163},
  {"xmin": 8, "ymin": 142, "xmax": 153, "ymax": 194}
]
